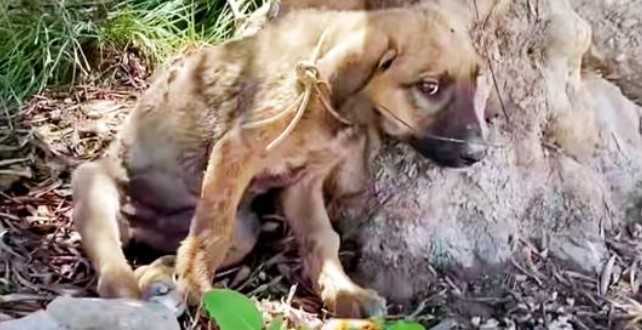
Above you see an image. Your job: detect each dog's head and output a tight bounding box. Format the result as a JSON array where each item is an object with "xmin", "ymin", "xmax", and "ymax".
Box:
[{"xmin": 321, "ymin": 6, "xmax": 487, "ymax": 167}]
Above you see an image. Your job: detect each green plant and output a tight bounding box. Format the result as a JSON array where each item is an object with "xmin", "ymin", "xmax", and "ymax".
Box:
[
  {"xmin": 99, "ymin": 0, "xmax": 235, "ymax": 63},
  {"xmin": 385, "ymin": 320, "xmax": 426, "ymax": 330},
  {"xmin": 203, "ymin": 288, "xmax": 264, "ymax": 330},
  {"xmin": 0, "ymin": 0, "xmax": 267, "ymax": 111},
  {"xmin": 0, "ymin": 0, "xmax": 102, "ymax": 108}
]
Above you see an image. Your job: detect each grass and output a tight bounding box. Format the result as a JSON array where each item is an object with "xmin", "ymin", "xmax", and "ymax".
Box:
[
  {"xmin": 0, "ymin": 0, "xmax": 266, "ymax": 113},
  {"xmin": 0, "ymin": 0, "xmax": 100, "ymax": 109}
]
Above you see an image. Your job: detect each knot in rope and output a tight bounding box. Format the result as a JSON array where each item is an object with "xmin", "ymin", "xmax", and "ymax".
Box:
[
  {"xmin": 240, "ymin": 29, "xmax": 352, "ymax": 152},
  {"xmin": 295, "ymin": 61, "xmax": 321, "ymax": 86}
]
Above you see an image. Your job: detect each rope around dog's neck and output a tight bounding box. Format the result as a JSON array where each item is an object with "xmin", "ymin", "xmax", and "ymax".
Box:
[{"xmin": 241, "ymin": 29, "xmax": 352, "ymax": 152}]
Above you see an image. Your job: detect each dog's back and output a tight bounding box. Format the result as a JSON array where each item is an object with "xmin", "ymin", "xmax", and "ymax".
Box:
[{"xmin": 115, "ymin": 8, "xmax": 377, "ymax": 175}]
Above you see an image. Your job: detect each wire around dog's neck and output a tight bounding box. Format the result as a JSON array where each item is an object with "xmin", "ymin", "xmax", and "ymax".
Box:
[
  {"xmin": 375, "ymin": 102, "xmax": 504, "ymax": 148},
  {"xmin": 241, "ymin": 28, "xmax": 353, "ymax": 152}
]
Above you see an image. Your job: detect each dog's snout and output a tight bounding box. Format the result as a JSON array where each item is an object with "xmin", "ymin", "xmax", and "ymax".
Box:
[
  {"xmin": 409, "ymin": 130, "xmax": 487, "ymax": 168},
  {"xmin": 459, "ymin": 136, "xmax": 487, "ymax": 165},
  {"xmin": 408, "ymin": 79, "xmax": 488, "ymax": 168}
]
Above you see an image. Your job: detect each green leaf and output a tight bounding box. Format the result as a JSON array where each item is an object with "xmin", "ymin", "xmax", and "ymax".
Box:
[
  {"xmin": 202, "ymin": 289, "xmax": 263, "ymax": 330},
  {"xmin": 385, "ymin": 320, "xmax": 426, "ymax": 330}
]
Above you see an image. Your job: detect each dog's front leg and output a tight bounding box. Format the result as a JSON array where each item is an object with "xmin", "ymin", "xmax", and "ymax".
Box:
[
  {"xmin": 281, "ymin": 174, "xmax": 386, "ymax": 318},
  {"xmin": 175, "ymin": 135, "xmax": 258, "ymax": 303}
]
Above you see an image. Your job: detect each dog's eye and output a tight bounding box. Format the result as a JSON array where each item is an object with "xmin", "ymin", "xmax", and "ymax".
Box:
[{"xmin": 418, "ymin": 79, "xmax": 440, "ymax": 96}]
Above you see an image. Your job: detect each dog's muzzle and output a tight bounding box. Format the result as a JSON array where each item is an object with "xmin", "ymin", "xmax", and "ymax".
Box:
[
  {"xmin": 409, "ymin": 82, "xmax": 488, "ymax": 168},
  {"xmin": 410, "ymin": 128, "xmax": 487, "ymax": 168}
]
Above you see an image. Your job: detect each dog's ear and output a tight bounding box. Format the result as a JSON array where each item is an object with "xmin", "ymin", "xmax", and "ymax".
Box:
[{"xmin": 316, "ymin": 30, "xmax": 396, "ymax": 106}]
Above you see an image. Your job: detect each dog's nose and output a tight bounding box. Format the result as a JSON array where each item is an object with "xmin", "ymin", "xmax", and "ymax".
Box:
[{"xmin": 459, "ymin": 136, "xmax": 487, "ymax": 164}]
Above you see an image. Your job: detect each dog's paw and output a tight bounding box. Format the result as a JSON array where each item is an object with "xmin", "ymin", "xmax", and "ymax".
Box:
[
  {"xmin": 175, "ymin": 237, "xmax": 216, "ymax": 306},
  {"xmin": 97, "ymin": 264, "xmax": 141, "ymax": 299},
  {"xmin": 175, "ymin": 276, "xmax": 209, "ymax": 308},
  {"xmin": 323, "ymin": 286, "xmax": 387, "ymax": 318},
  {"xmin": 135, "ymin": 255, "xmax": 186, "ymax": 316},
  {"xmin": 142, "ymin": 279, "xmax": 186, "ymax": 317}
]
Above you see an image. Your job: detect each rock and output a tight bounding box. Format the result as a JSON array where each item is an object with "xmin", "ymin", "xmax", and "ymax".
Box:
[
  {"xmin": 0, "ymin": 297, "xmax": 180, "ymax": 330},
  {"xmin": 430, "ymin": 318, "xmax": 459, "ymax": 330},
  {"xmin": 0, "ymin": 311, "xmax": 62, "ymax": 330},
  {"xmin": 480, "ymin": 318, "xmax": 501, "ymax": 330},
  {"xmin": 548, "ymin": 234, "xmax": 608, "ymax": 274}
]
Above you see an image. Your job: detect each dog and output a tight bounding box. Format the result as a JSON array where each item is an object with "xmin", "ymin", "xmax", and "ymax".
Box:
[{"xmin": 71, "ymin": 4, "xmax": 486, "ymax": 318}]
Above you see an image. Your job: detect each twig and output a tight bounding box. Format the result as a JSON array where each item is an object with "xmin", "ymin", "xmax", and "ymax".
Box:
[
  {"xmin": 600, "ymin": 255, "xmax": 616, "ymax": 296},
  {"xmin": 444, "ymin": 276, "xmax": 462, "ymax": 296},
  {"xmin": 0, "ymin": 157, "xmax": 30, "ymax": 168},
  {"xmin": 0, "ymin": 169, "xmax": 32, "ymax": 177},
  {"xmin": 0, "ymin": 293, "xmax": 50, "ymax": 303},
  {"xmin": 285, "ymin": 284, "xmax": 297, "ymax": 305},
  {"xmin": 1, "ymin": 99, "xmax": 14, "ymax": 131},
  {"xmin": 188, "ymin": 299, "xmax": 204, "ymax": 330},
  {"xmin": 0, "ymin": 133, "xmax": 32, "ymax": 152},
  {"xmin": 0, "ymin": 231, "xmax": 24, "ymax": 260},
  {"xmin": 408, "ymin": 297, "xmax": 430, "ymax": 319},
  {"xmin": 487, "ymin": 57, "xmax": 511, "ymax": 124},
  {"xmin": 510, "ymin": 257, "xmax": 543, "ymax": 287}
]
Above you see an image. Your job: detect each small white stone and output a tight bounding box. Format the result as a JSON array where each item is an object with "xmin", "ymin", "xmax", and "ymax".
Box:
[{"xmin": 480, "ymin": 318, "xmax": 500, "ymax": 330}]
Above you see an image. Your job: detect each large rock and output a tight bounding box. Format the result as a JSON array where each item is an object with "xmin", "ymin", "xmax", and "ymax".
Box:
[
  {"xmin": 317, "ymin": 0, "xmax": 642, "ymax": 303},
  {"xmin": 0, "ymin": 297, "xmax": 180, "ymax": 330}
]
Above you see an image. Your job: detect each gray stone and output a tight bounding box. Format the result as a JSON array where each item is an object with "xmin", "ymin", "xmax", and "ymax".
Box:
[
  {"xmin": 549, "ymin": 234, "xmax": 608, "ymax": 274},
  {"xmin": 0, "ymin": 311, "xmax": 63, "ymax": 330},
  {"xmin": 0, "ymin": 297, "xmax": 180, "ymax": 330},
  {"xmin": 430, "ymin": 318, "xmax": 459, "ymax": 330},
  {"xmin": 480, "ymin": 318, "xmax": 501, "ymax": 330}
]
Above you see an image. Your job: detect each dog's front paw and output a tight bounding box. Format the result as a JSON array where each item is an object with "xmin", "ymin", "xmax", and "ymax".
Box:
[
  {"xmin": 322, "ymin": 285, "xmax": 387, "ymax": 318},
  {"xmin": 175, "ymin": 275, "xmax": 210, "ymax": 307},
  {"xmin": 175, "ymin": 238, "xmax": 215, "ymax": 306},
  {"xmin": 97, "ymin": 264, "xmax": 141, "ymax": 299},
  {"xmin": 143, "ymin": 280, "xmax": 186, "ymax": 316},
  {"xmin": 135, "ymin": 255, "xmax": 186, "ymax": 316}
]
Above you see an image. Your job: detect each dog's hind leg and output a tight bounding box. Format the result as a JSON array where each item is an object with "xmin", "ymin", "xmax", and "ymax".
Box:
[
  {"xmin": 72, "ymin": 159, "xmax": 140, "ymax": 299},
  {"xmin": 281, "ymin": 175, "xmax": 386, "ymax": 318}
]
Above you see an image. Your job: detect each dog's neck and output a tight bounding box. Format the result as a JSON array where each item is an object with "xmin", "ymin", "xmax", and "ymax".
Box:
[{"xmin": 334, "ymin": 92, "xmax": 380, "ymax": 129}]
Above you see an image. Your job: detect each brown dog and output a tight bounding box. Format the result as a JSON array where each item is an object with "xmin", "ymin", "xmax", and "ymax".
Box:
[{"xmin": 72, "ymin": 4, "xmax": 486, "ymax": 318}]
